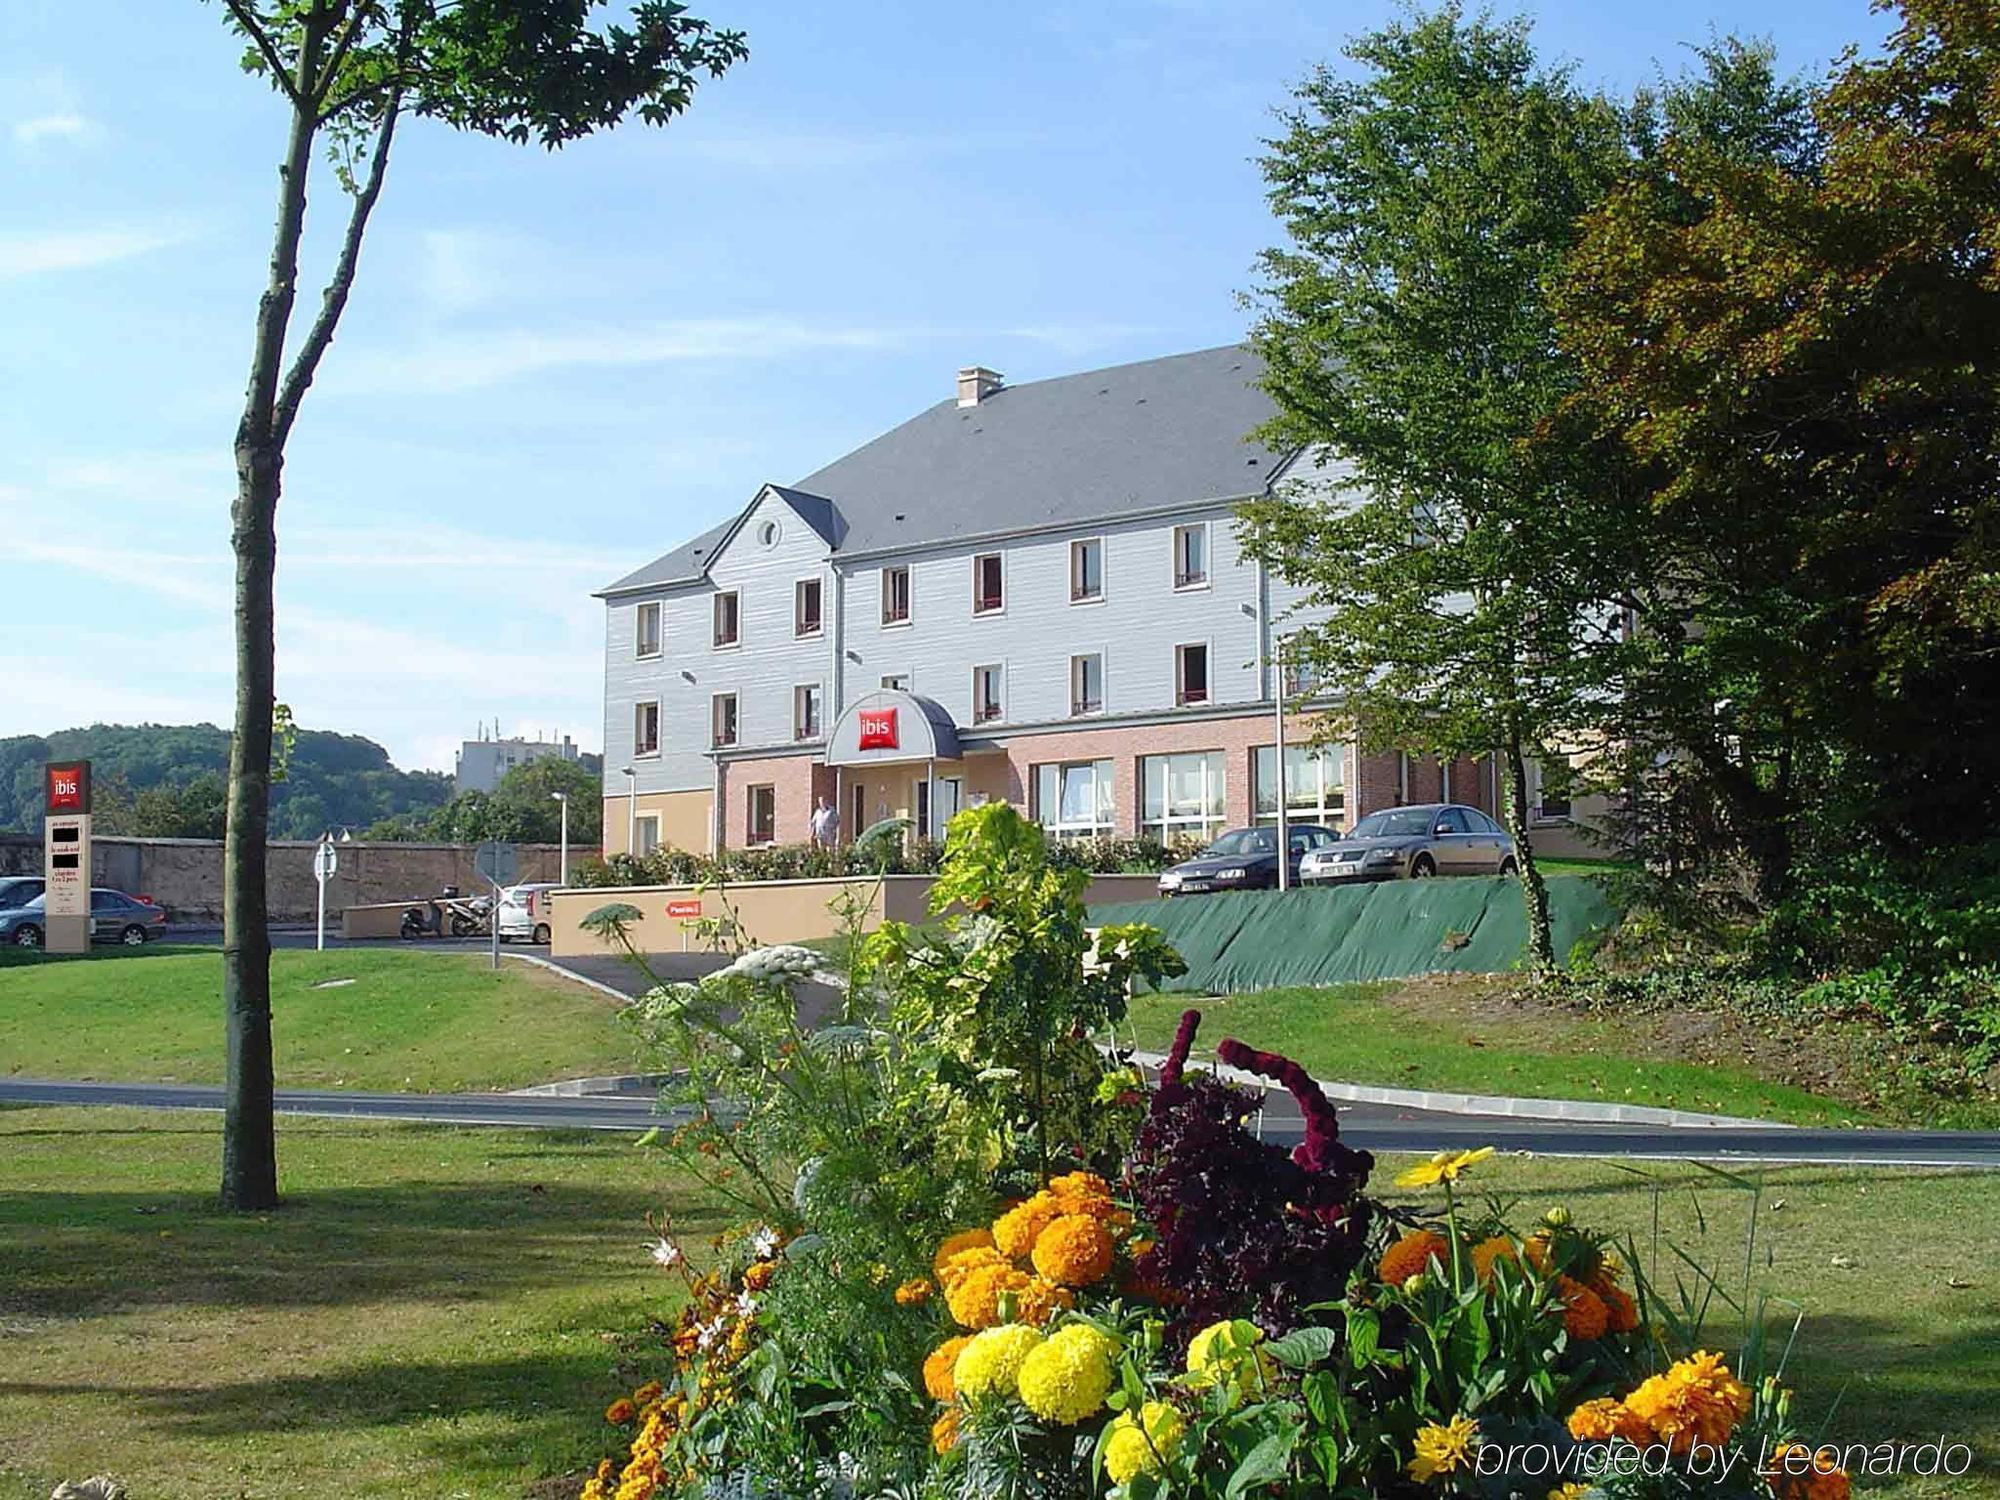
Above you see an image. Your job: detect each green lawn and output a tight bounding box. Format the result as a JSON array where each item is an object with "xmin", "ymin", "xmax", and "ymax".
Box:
[
  {"xmin": 1123, "ymin": 983, "xmax": 1883, "ymax": 1126},
  {"xmin": 0, "ymin": 1106, "xmax": 726, "ymax": 1500},
  {"xmin": 0, "ymin": 947, "xmax": 640, "ymax": 1092},
  {"xmin": 1379, "ymin": 1153, "xmax": 2000, "ymax": 1500}
]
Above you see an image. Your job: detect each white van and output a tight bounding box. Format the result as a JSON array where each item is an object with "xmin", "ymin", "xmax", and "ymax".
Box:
[{"xmin": 497, "ymin": 883, "xmax": 560, "ymax": 944}]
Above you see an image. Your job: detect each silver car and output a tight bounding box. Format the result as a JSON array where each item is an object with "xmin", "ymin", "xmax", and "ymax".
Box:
[{"xmin": 1299, "ymin": 803, "xmax": 1517, "ymax": 883}]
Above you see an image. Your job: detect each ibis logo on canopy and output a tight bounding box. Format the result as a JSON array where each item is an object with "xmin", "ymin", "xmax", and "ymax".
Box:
[
  {"xmin": 45, "ymin": 761, "xmax": 91, "ymax": 815},
  {"xmin": 858, "ymin": 707, "xmax": 899, "ymax": 750}
]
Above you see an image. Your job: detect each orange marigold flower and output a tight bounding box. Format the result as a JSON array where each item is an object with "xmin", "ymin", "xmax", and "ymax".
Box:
[
  {"xmin": 945, "ymin": 1262, "xmax": 1033, "ymax": 1329},
  {"xmin": 605, "ymin": 1398, "xmax": 637, "ymax": 1425},
  {"xmin": 931, "ymin": 1406, "xmax": 962, "ymax": 1455},
  {"xmin": 1596, "ymin": 1279, "xmax": 1640, "ymax": 1334},
  {"xmin": 632, "ymin": 1380, "xmax": 663, "ymax": 1406},
  {"xmin": 1470, "ymin": 1235, "xmax": 1519, "ymax": 1284},
  {"xmin": 924, "ymin": 1335, "xmax": 973, "ymax": 1402},
  {"xmin": 993, "ymin": 1192, "xmax": 1066, "ymax": 1259},
  {"xmin": 744, "ymin": 1261, "xmax": 776, "ymax": 1292},
  {"xmin": 1556, "ymin": 1276, "xmax": 1609, "ymax": 1341},
  {"xmin": 933, "ymin": 1228, "xmax": 996, "ymax": 1277},
  {"xmin": 1013, "ymin": 1274, "xmax": 1076, "ymax": 1326},
  {"xmin": 1624, "ymin": 1351, "xmax": 1751, "ymax": 1454},
  {"xmin": 895, "ymin": 1277, "xmax": 934, "ymax": 1306},
  {"xmin": 1567, "ymin": 1398, "xmax": 1650, "ymax": 1445},
  {"xmin": 1523, "ymin": 1232, "xmax": 1555, "ymax": 1274},
  {"xmin": 1764, "ymin": 1442, "xmax": 1853, "ymax": 1500},
  {"xmin": 1379, "ymin": 1229, "xmax": 1450, "ymax": 1285},
  {"xmin": 1031, "ymin": 1213, "xmax": 1115, "ymax": 1287},
  {"xmin": 1048, "ymin": 1170, "xmax": 1113, "ymax": 1202},
  {"xmin": 938, "ymin": 1245, "xmax": 1006, "ymax": 1290}
]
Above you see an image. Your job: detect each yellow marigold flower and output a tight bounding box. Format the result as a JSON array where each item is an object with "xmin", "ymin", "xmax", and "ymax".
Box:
[
  {"xmin": 924, "ymin": 1334, "xmax": 973, "ymax": 1402},
  {"xmin": 744, "ymin": 1260, "xmax": 776, "ymax": 1292},
  {"xmin": 1395, "ymin": 1147, "xmax": 1495, "ymax": 1189},
  {"xmin": 1623, "ymin": 1350, "xmax": 1751, "ymax": 1454},
  {"xmin": 580, "ymin": 1480, "xmax": 608, "ymax": 1500},
  {"xmin": 1764, "ymin": 1442, "xmax": 1853, "ymax": 1500},
  {"xmin": 631, "ymin": 1380, "xmax": 663, "ymax": 1406},
  {"xmin": 945, "ymin": 1261, "xmax": 1035, "ymax": 1329},
  {"xmin": 1596, "ymin": 1279, "xmax": 1640, "ymax": 1334},
  {"xmin": 895, "ymin": 1277, "xmax": 933, "ymax": 1306},
  {"xmin": 993, "ymin": 1192, "xmax": 1066, "ymax": 1259},
  {"xmin": 1556, "ymin": 1276, "xmax": 1609, "ymax": 1341},
  {"xmin": 1549, "ymin": 1486, "xmax": 1591, "ymax": 1500},
  {"xmin": 1103, "ymin": 1400, "xmax": 1188, "ymax": 1486},
  {"xmin": 934, "ymin": 1228, "xmax": 998, "ymax": 1276},
  {"xmin": 605, "ymin": 1398, "xmax": 637, "ymax": 1425},
  {"xmin": 1567, "ymin": 1397, "xmax": 1650, "ymax": 1445},
  {"xmin": 1031, "ymin": 1213, "xmax": 1115, "ymax": 1287},
  {"xmin": 1183, "ymin": 1318, "xmax": 1275, "ymax": 1396},
  {"xmin": 1408, "ymin": 1414, "xmax": 1480, "ymax": 1482},
  {"xmin": 1379, "ymin": 1229, "xmax": 1450, "ymax": 1286},
  {"xmin": 954, "ymin": 1324, "xmax": 1045, "ymax": 1401},
  {"xmin": 1016, "ymin": 1323, "xmax": 1119, "ymax": 1424},
  {"xmin": 1469, "ymin": 1234, "xmax": 1518, "ymax": 1284},
  {"xmin": 931, "ymin": 1406, "xmax": 962, "ymax": 1456}
]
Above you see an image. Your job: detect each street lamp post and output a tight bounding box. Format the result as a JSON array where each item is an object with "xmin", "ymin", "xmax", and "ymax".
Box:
[
  {"xmin": 1274, "ymin": 636, "xmax": 1290, "ymax": 891},
  {"xmin": 550, "ymin": 791, "xmax": 570, "ymax": 885},
  {"xmin": 622, "ymin": 766, "xmax": 637, "ymax": 859}
]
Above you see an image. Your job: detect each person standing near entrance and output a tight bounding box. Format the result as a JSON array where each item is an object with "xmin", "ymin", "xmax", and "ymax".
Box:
[{"xmin": 810, "ymin": 796, "xmax": 840, "ymax": 847}]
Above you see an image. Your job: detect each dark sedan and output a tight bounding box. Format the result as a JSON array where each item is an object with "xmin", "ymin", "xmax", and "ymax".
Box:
[
  {"xmin": 1157, "ymin": 824, "xmax": 1339, "ymax": 896},
  {"xmin": 1299, "ymin": 803, "xmax": 1516, "ymax": 883}
]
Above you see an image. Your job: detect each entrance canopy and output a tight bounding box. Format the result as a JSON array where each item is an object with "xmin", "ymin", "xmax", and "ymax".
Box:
[{"xmin": 825, "ymin": 689, "xmax": 961, "ymax": 766}]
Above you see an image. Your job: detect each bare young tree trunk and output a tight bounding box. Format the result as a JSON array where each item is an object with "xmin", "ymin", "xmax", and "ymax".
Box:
[{"xmin": 1500, "ymin": 715, "xmax": 1554, "ymax": 974}]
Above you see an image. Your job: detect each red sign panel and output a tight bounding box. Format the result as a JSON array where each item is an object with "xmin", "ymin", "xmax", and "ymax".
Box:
[
  {"xmin": 666, "ymin": 899, "xmax": 703, "ymax": 919},
  {"xmin": 858, "ymin": 707, "xmax": 900, "ymax": 750},
  {"xmin": 45, "ymin": 761, "xmax": 91, "ymax": 815}
]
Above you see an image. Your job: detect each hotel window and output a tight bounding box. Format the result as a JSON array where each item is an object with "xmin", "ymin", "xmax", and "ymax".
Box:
[
  {"xmin": 794, "ymin": 683, "xmax": 822, "ymax": 741},
  {"xmin": 881, "ymin": 565, "xmax": 911, "ymax": 625},
  {"xmin": 1254, "ymin": 744, "xmax": 1346, "ymax": 827},
  {"xmin": 972, "ymin": 552, "xmax": 1004, "ymax": 614},
  {"xmin": 1142, "ymin": 751, "xmax": 1226, "ymax": 842},
  {"xmin": 747, "ymin": 785, "xmax": 775, "ymax": 846},
  {"xmin": 713, "ymin": 590, "xmax": 740, "ymax": 647},
  {"xmin": 1034, "ymin": 759, "xmax": 1115, "ymax": 840},
  {"xmin": 794, "ymin": 578, "xmax": 822, "ymax": 637},
  {"xmin": 1175, "ymin": 643, "xmax": 1209, "ymax": 706},
  {"xmin": 1070, "ymin": 537, "xmax": 1104, "ymax": 602},
  {"xmin": 972, "ymin": 664, "xmax": 1004, "ymax": 723},
  {"xmin": 1173, "ymin": 523, "xmax": 1208, "ymax": 589},
  {"xmin": 634, "ymin": 815, "xmax": 661, "ymax": 857},
  {"xmin": 880, "ymin": 672, "xmax": 910, "ymax": 691},
  {"xmin": 711, "ymin": 693, "xmax": 738, "ymax": 748},
  {"xmin": 635, "ymin": 601, "xmax": 662, "ymax": 659},
  {"xmin": 1533, "ymin": 762, "xmax": 1573, "ymax": 821},
  {"xmin": 1070, "ymin": 653, "xmax": 1104, "ymax": 716},
  {"xmin": 633, "ymin": 700, "xmax": 660, "ymax": 757}
]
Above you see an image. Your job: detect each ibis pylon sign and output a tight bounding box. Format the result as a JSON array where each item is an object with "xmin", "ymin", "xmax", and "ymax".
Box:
[{"xmin": 43, "ymin": 760, "xmax": 93, "ymax": 953}]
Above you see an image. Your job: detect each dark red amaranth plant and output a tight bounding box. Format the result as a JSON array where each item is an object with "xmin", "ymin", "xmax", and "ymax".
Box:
[{"xmin": 1125, "ymin": 1010, "xmax": 1374, "ymax": 1336}]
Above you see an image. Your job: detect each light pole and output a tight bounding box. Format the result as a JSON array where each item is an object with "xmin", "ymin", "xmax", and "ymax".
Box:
[
  {"xmin": 1273, "ymin": 635, "xmax": 1290, "ymax": 891},
  {"xmin": 550, "ymin": 791, "xmax": 570, "ymax": 885},
  {"xmin": 622, "ymin": 766, "xmax": 637, "ymax": 858}
]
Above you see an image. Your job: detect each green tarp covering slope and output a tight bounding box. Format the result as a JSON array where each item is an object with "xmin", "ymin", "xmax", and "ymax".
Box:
[{"xmin": 1089, "ymin": 875, "xmax": 1619, "ymax": 993}]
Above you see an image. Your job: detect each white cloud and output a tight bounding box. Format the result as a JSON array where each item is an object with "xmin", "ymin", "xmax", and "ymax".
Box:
[
  {"xmin": 0, "ymin": 225, "xmax": 190, "ymax": 280},
  {"xmin": 332, "ymin": 316, "xmax": 911, "ymax": 394},
  {"xmin": 13, "ymin": 112, "xmax": 95, "ymax": 145}
]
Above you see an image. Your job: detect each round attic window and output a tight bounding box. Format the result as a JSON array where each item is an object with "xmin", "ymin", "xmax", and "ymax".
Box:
[{"xmin": 757, "ymin": 519, "xmax": 781, "ymax": 549}]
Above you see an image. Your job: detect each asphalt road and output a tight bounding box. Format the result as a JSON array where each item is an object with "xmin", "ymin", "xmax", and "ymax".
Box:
[{"xmin": 5, "ymin": 1077, "xmax": 1995, "ymax": 1167}]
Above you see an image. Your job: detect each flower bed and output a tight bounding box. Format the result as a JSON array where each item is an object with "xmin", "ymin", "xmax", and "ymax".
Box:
[{"xmin": 574, "ymin": 805, "xmax": 1852, "ymax": 1500}]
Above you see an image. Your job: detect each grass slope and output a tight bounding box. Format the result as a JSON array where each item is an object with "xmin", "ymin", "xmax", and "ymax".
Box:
[
  {"xmin": 0, "ymin": 947, "xmax": 638, "ymax": 1092},
  {"xmin": 0, "ymin": 1107, "xmax": 724, "ymax": 1500},
  {"xmin": 1124, "ymin": 983, "xmax": 1878, "ymax": 1126}
]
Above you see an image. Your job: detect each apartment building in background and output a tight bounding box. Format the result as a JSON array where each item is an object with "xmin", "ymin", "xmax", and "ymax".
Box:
[
  {"xmin": 597, "ymin": 346, "xmax": 1592, "ymax": 856},
  {"xmin": 454, "ymin": 728, "xmax": 583, "ymax": 795}
]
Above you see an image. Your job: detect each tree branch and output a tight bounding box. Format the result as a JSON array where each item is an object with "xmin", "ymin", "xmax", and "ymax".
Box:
[
  {"xmin": 222, "ymin": 0, "xmax": 308, "ymax": 108},
  {"xmin": 310, "ymin": 0, "xmax": 380, "ymax": 112},
  {"xmin": 273, "ymin": 93, "xmax": 400, "ymax": 446}
]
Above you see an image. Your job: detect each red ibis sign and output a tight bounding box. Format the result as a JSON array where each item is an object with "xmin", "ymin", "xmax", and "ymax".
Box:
[
  {"xmin": 45, "ymin": 761, "xmax": 91, "ymax": 815},
  {"xmin": 666, "ymin": 898, "xmax": 703, "ymax": 919},
  {"xmin": 858, "ymin": 707, "xmax": 900, "ymax": 750}
]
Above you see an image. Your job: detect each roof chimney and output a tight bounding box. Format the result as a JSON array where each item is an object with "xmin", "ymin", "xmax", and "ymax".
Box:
[{"xmin": 957, "ymin": 366, "xmax": 1004, "ymax": 407}]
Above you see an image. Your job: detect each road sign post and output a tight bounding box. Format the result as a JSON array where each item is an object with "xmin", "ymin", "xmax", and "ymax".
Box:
[
  {"xmin": 473, "ymin": 841, "xmax": 518, "ymax": 972},
  {"xmin": 42, "ymin": 761, "xmax": 93, "ymax": 954},
  {"xmin": 314, "ymin": 836, "xmax": 338, "ymax": 952}
]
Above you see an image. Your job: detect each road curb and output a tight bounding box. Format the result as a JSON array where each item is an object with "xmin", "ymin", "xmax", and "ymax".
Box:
[
  {"xmin": 1117, "ymin": 1047, "xmax": 1795, "ymax": 1131},
  {"xmin": 511, "ymin": 1071, "xmax": 678, "ymax": 1098},
  {"xmin": 507, "ymin": 952, "xmax": 636, "ymax": 1003}
]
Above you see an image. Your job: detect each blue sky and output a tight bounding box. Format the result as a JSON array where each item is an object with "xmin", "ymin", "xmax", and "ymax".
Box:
[{"xmin": 1, "ymin": 0, "xmax": 1888, "ymax": 772}]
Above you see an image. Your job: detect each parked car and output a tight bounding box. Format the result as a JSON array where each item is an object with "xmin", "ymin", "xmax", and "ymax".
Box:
[
  {"xmin": 0, "ymin": 876, "xmax": 45, "ymax": 910},
  {"xmin": 1299, "ymin": 803, "xmax": 1516, "ymax": 883},
  {"xmin": 1157, "ymin": 824, "xmax": 1339, "ymax": 895},
  {"xmin": 0, "ymin": 888, "xmax": 168, "ymax": 948},
  {"xmin": 497, "ymin": 882, "xmax": 560, "ymax": 945}
]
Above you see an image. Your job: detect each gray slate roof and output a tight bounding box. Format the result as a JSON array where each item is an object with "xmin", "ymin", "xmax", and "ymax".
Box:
[{"xmin": 601, "ymin": 344, "xmax": 1283, "ymax": 596}]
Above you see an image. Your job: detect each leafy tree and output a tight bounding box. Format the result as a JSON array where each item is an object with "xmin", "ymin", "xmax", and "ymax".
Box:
[
  {"xmin": 425, "ymin": 755, "xmax": 602, "ymax": 844},
  {"xmin": 210, "ymin": 0, "xmax": 746, "ymax": 1209},
  {"xmin": 1550, "ymin": 0, "xmax": 2000, "ymax": 899},
  {"xmin": 1243, "ymin": 7, "xmax": 1630, "ymax": 970}
]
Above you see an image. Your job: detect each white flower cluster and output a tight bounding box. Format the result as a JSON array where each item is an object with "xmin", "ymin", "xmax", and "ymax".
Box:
[{"xmin": 716, "ymin": 944, "xmax": 827, "ymax": 988}]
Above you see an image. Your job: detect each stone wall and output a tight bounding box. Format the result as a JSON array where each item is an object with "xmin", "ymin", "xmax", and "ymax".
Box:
[{"xmin": 0, "ymin": 834, "xmax": 565, "ymax": 922}]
